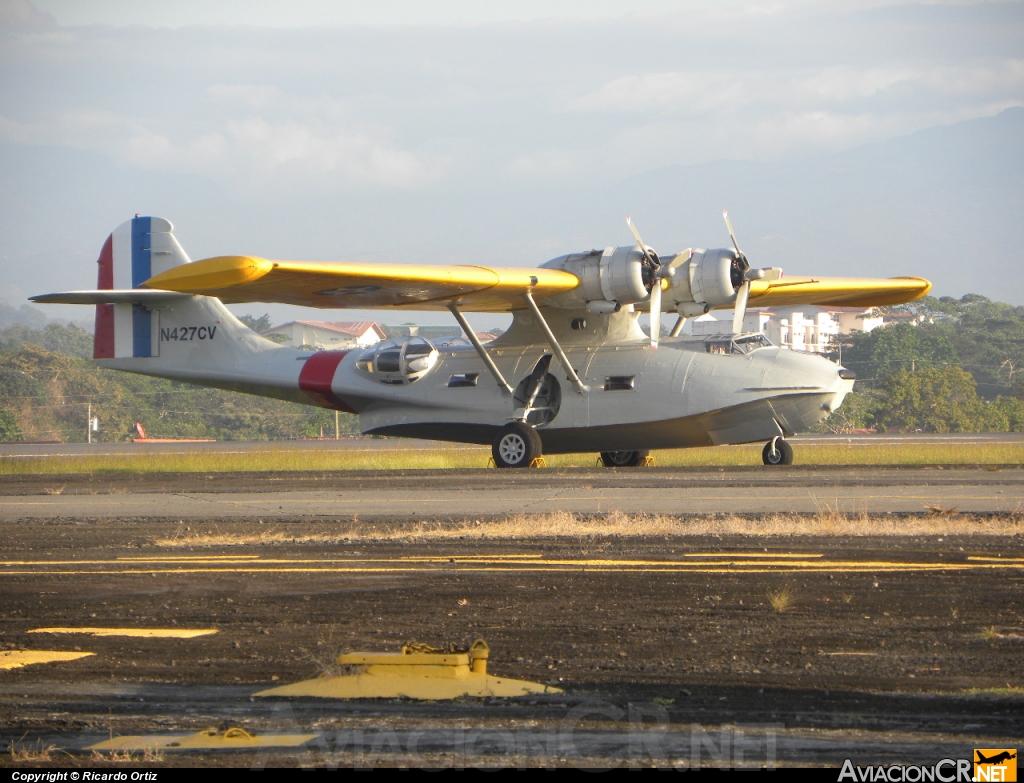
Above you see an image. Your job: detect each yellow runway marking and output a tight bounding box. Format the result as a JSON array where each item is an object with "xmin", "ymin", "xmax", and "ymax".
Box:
[
  {"xmin": 119, "ymin": 555, "xmax": 262, "ymax": 561},
  {"xmin": 2, "ymin": 562, "xmax": 1022, "ymax": 577},
  {"xmin": 683, "ymin": 553, "xmax": 823, "ymax": 558},
  {"xmin": 29, "ymin": 627, "xmax": 218, "ymax": 639},
  {"xmin": 3, "ymin": 553, "xmax": 1023, "ymax": 578},
  {"xmin": 0, "ymin": 650, "xmax": 94, "ymax": 669}
]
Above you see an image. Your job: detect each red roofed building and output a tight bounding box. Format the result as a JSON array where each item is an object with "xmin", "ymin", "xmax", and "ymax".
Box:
[{"xmin": 262, "ymin": 320, "xmax": 386, "ymax": 350}]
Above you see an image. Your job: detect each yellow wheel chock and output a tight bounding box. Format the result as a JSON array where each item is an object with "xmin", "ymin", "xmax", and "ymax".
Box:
[{"xmin": 254, "ymin": 638, "xmax": 560, "ymax": 700}]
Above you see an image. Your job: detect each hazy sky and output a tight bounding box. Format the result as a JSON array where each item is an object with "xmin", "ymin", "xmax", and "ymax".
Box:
[{"xmin": 2, "ymin": 0, "xmax": 1022, "ymax": 327}]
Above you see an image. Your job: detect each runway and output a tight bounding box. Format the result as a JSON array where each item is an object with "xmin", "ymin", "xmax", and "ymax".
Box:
[
  {"xmin": 2, "ymin": 466, "xmax": 1022, "ymax": 519},
  {"xmin": 4, "ymin": 432, "xmax": 1023, "ymax": 459}
]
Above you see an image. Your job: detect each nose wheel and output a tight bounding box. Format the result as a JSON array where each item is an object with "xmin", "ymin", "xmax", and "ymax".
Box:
[
  {"xmin": 762, "ymin": 437, "xmax": 793, "ymax": 466},
  {"xmin": 492, "ymin": 422, "xmax": 543, "ymax": 468}
]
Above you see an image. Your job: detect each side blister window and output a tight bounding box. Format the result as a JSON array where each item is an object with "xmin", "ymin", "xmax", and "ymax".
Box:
[{"xmin": 355, "ymin": 337, "xmax": 440, "ymax": 385}]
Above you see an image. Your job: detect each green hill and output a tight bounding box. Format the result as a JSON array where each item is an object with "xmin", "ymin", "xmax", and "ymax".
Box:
[{"xmin": 0, "ymin": 322, "xmax": 358, "ymax": 443}]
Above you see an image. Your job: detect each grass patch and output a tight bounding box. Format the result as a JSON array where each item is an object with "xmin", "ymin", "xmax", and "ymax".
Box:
[
  {"xmin": 3, "ymin": 440, "xmax": 1024, "ymax": 475},
  {"xmin": 963, "ymin": 686, "xmax": 1024, "ymax": 698},
  {"xmin": 8, "ymin": 739, "xmax": 61, "ymax": 762},
  {"xmin": 153, "ymin": 509, "xmax": 1024, "ymax": 547},
  {"xmin": 766, "ymin": 585, "xmax": 796, "ymax": 612}
]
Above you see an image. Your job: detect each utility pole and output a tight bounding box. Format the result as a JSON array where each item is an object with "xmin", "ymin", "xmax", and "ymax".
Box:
[
  {"xmin": 87, "ymin": 402, "xmax": 91, "ymax": 444},
  {"xmin": 335, "ymin": 410, "xmax": 340, "ymax": 440}
]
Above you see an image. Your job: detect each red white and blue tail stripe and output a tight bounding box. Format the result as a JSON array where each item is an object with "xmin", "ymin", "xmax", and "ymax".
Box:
[{"xmin": 93, "ymin": 216, "xmax": 189, "ymax": 360}]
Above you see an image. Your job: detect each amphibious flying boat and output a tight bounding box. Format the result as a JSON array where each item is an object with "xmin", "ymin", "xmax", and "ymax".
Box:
[{"xmin": 32, "ymin": 215, "xmax": 930, "ymax": 467}]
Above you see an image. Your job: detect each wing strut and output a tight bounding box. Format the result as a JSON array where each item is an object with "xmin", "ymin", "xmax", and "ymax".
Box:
[
  {"xmin": 669, "ymin": 315, "xmax": 687, "ymax": 337},
  {"xmin": 523, "ymin": 293, "xmax": 587, "ymax": 395},
  {"xmin": 446, "ymin": 303, "xmax": 514, "ymax": 395}
]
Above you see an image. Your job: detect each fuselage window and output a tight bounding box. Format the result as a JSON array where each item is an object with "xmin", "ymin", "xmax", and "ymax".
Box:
[
  {"xmin": 448, "ymin": 373, "xmax": 479, "ymax": 388},
  {"xmin": 604, "ymin": 376, "xmax": 635, "ymax": 391}
]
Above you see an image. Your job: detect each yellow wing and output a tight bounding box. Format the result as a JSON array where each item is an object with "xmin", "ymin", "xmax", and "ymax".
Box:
[
  {"xmin": 143, "ymin": 255, "xmax": 580, "ymax": 313},
  {"xmin": 145, "ymin": 254, "xmax": 931, "ymax": 312},
  {"xmin": 743, "ymin": 275, "xmax": 931, "ymax": 308}
]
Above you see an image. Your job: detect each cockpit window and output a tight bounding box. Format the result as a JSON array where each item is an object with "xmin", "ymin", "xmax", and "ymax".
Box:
[
  {"xmin": 355, "ymin": 337, "xmax": 440, "ymax": 384},
  {"xmin": 705, "ymin": 333, "xmax": 773, "ymax": 355}
]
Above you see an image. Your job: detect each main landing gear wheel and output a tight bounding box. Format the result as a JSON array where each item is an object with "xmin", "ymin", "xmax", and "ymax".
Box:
[
  {"xmin": 599, "ymin": 450, "xmax": 650, "ymax": 468},
  {"xmin": 762, "ymin": 437, "xmax": 793, "ymax": 466},
  {"xmin": 492, "ymin": 422, "xmax": 543, "ymax": 468}
]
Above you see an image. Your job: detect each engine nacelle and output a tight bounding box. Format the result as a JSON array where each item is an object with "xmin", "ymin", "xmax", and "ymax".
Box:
[
  {"xmin": 669, "ymin": 248, "xmax": 744, "ymax": 316},
  {"xmin": 541, "ymin": 246, "xmax": 653, "ymax": 310}
]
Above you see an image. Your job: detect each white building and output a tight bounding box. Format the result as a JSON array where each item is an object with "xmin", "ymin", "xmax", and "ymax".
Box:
[
  {"xmin": 684, "ymin": 306, "xmax": 924, "ymax": 354},
  {"xmin": 262, "ymin": 320, "xmax": 386, "ymax": 350}
]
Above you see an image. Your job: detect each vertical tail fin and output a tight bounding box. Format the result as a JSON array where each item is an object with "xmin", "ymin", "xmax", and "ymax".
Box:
[{"xmin": 94, "ymin": 216, "xmax": 191, "ymax": 360}]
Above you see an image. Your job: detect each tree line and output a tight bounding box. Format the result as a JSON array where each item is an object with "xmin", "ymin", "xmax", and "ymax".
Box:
[
  {"xmin": 0, "ymin": 318, "xmax": 359, "ymax": 443},
  {"xmin": 822, "ymin": 294, "xmax": 1024, "ymax": 432}
]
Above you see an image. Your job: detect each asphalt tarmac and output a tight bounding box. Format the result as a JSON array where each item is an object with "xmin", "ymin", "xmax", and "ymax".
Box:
[
  {"xmin": 1, "ymin": 460, "xmax": 1021, "ymax": 769},
  {"xmin": 2, "ymin": 465, "xmax": 1022, "ymax": 520},
  {"xmin": 1, "ymin": 530, "xmax": 1022, "ymax": 768}
]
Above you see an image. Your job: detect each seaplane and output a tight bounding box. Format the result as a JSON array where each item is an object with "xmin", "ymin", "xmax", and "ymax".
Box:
[{"xmin": 32, "ymin": 214, "xmax": 930, "ymax": 467}]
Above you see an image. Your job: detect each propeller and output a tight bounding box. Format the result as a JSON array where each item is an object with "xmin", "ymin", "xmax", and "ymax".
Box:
[
  {"xmin": 723, "ymin": 210, "xmax": 763, "ymax": 335},
  {"xmin": 627, "ymin": 217, "xmax": 688, "ymax": 349}
]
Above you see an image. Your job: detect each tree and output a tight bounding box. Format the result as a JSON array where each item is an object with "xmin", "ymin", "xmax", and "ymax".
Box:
[
  {"xmin": 990, "ymin": 396, "xmax": 1024, "ymax": 431},
  {"xmin": 874, "ymin": 366, "xmax": 990, "ymax": 433},
  {"xmin": 0, "ymin": 408, "xmax": 22, "ymax": 441},
  {"xmin": 821, "ymin": 390, "xmax": 880, "ymax": 432},
  {"xmin": 238, "ymin": 313, "xmax": 273, "ymax": 333},
  {"xmin": 828, "ymin": 322, "xmax": 958, "ymax": 385}
]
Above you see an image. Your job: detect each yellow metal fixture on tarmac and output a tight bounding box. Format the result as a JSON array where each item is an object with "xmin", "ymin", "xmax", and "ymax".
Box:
[
  {"xmin": 89, "ymin": 727, "xmax": 319, "ymax": 752},
  {"xmin": 255, "ymin": 639, "xmax": 561, "ymax": 700}
]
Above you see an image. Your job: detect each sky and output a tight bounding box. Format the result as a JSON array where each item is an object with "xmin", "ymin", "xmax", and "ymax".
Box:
[{"xmin": 1, "ymin": 0, "xmax": 1022, "ymax": 329}]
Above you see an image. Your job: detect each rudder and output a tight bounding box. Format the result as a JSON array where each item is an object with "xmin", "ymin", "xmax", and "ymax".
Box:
[{"xmin": 94, "ymin": 216, "xmax": 191, "ymax": 360}]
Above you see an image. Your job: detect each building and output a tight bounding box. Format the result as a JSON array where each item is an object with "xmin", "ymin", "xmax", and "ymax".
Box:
[
  {"xmin": 262, "ymin": 321, "xmax": 386, "ymax": 350},
  {"xmin": 382, "ymin": 324, "xmax": 499, "ymax": 343},
  {"xmin": 685, "ymin": 306, "xmax": 928, "ymax": 354}
]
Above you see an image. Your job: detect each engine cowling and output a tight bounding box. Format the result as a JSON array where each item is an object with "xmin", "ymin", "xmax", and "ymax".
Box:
[
  {"xmin": 541, "ymin": 246, "xmax": 653, "ymax": 310},
  {"xmin": 669, "ymin": 248, "xmax": 745, "ymax": 316}
]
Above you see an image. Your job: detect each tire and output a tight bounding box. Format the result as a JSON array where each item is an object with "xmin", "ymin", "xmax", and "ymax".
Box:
[
  {"xmin": 492, "ymin": 422, "xmax": 543, "ymax": 468},
  {"xmin": 600, "ymin": 450, "xmax": 649, "ymax": 468},
  {"xmin": 762, "ymin": 438, "xmax": 793, "ymax": 466}
]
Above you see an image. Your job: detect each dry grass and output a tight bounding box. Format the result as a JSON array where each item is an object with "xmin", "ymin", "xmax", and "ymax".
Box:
[
  {"xmin": 89, "ymin": 748, "xmax": 163, "ymax": 763},
  {"xmin": 4, "ymin": 440, "xmax": 1024, "ymax": 475},
  {"xmin": 8, "ymin": 739, "xmax": 61, "ymax": 762},
  {"xmin": 766, "ymin": 585, "xmax": 796, "ymax": 612},
  {"xmin": 153, "ymin": 509, "xmax": 1024, "ymax": 547}
]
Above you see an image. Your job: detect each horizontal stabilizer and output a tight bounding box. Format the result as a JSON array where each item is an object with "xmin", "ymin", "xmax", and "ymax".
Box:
[{"xmin": 30, "ymin": 289, "xmax": 191, "ymax": 305}]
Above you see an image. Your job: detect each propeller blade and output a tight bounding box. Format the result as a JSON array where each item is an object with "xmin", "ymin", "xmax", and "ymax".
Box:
[
  {"xmin": 666, "ymin": 248, "xmax": 693, "ymax": 274},
  {"xmin": 626, "ymin": 216, "xmax": 645, "ymax": 248},
  {"xmin": 723, "ymin": 210, "xmax": 741, "ymax": 255},
  {"xmin": 732, "ymin": 280, "xmax": 750, "ymax": 334},
  {"xmin": 649, "ymin": 279, "xmax": 662, "ymax": 350},
  {"xmin": 626, "ymin": 216, "xmax": 658, "ymax": 268}
]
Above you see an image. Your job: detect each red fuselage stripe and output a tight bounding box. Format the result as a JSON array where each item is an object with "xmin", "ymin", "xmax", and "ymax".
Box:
[
  {"xmin": 298, "ymin": 351, "xmax": 355, "ymax": 413},
  {"xmin": 94, "ymin": 235, "xmax": 114, "ymax": 359}
]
